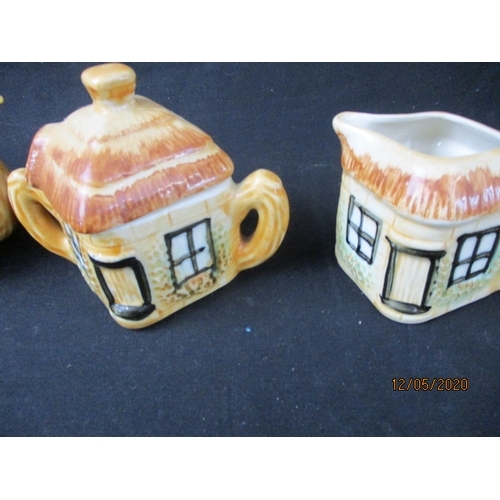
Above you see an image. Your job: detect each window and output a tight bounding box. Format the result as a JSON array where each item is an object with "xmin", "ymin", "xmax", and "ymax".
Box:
[
  {"xmin": 165, "ymin": 219, "xmax": 216, "ymax": 289},
  {"xmin": 346, "ymin": 196, "xmax": 380, "ymax": 264},
  {"xmin": 448, "ymin": 227, "xmax": 500, "ymax": 287}
]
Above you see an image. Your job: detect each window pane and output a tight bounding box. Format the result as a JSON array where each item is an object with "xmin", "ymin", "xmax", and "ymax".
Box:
[
  {"xmin": 174, "ymin": 258, "xmax": 195, "ymax": 284},
  {"xmin": 350, "ymin": 205, "xmax": 362, "ymax": 228},
  {"xmin": 347, "ymin": 227, "xmax": 359, "ymax": 249},
  {"xmin": 196, "ymin": 246, "xmax": 213, "ymax": 270},
  {"xmin": 362, "ymin": 216, "xmax": 377, "ymax": 240},
  {"xmin": 453, "ymin": 263, "xmax": 469, "ymax": 282},
  {"xmin": 458, "ymin": 236, "xmax": 477, "ymax": 262},
  {"xmin": 477, "ymin": 232, "xmax": 497, "ymax": 255},
  {"xmin": 192, "ymin": 221, "xmax": 208, "ymax": 251},
  {"xmin": 359, "ymin": 237, "xmax": 373, "ymax": 261},
  {"xmin": 171, "ymin": 233, "xmax": 190, "ymax": 261},
  {"xmin": 470, "ymin": 257, "xmax": 489, "ymax": 274}
]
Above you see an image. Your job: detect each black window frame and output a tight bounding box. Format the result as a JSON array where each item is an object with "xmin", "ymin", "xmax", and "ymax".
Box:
[
  {"xmin": 164, "ymin": 218, "xmax": 217, "ymax": 290},
  {"xmin": 346, "ymin": 195, "xmax": 381, "ymax": 265},
  {"xmin": 448, "ymin": 227, "xmax": 500, "ymax": 287}
]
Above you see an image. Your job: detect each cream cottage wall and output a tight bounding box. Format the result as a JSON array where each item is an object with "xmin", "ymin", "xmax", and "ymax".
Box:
[{"xmin": 65, "ymin": 180, "xmax": 235, "ymax": 329}]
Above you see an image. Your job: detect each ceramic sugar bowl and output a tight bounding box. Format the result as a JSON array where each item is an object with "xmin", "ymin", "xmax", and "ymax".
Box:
[
  {"xmin": 8, "ymin": 63, "xmax": 289, "ymax": 329},
  {"xmin": 334, "ymin": 111, "xmax": 500, "ymax": 324},
  {"xmin": 0, "ymin": 160, "xmax": 15, "ymax": 241}
]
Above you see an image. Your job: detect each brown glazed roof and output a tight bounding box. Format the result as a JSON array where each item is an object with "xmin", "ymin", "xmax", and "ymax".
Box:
[
  {"xmin": 25, "ymin": 64, "xmax": 234, "ymax": 234},
  {"xmin": 338, "ymin": 132, "xmax": 500, "ymax": 222}
]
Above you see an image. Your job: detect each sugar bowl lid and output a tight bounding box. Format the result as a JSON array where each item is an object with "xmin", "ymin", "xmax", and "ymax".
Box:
[{"xmin": 25, "ymin": 63, "xmax": 234, "ymax": 234}]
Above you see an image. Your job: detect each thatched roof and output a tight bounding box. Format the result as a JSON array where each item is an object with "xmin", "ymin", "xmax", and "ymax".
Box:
[
  {"xmin": 334, "ymin": 111, "xmax": 500, "ymax": 222},
  {"xmin": 26, "ymin": 64, "xmax": 233, "ymax": 234}
]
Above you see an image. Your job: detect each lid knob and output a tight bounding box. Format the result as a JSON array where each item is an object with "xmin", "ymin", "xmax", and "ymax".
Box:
[{"xmin": 81, "ymin": 63, "xmax": 136, "ymax": 106}]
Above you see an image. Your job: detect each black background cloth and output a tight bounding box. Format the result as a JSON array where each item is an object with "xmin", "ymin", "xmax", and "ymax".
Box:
[{"xmin": 1, "ymin": 62, "xmax": 500, "ymax": 436}]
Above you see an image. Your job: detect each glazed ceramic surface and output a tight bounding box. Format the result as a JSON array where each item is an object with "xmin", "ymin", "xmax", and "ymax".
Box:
[
  {"xmin": 334, "ymin": 111, "xmax": 500, "ymax": 323},
  {"xmin": 8, "ymin": 63, "xmax": 289, "ymax": 329},
  {"xmin": 0, "ymin": 160, "xmax": 15, "ymax": 240}
]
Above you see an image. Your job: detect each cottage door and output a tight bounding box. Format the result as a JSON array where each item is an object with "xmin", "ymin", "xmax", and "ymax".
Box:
[
  {"xmin": 381, "ymin": 238, "xmax": 445, "ymax": 315},
  {"xmin": 90, "ymin": 256, "xmax": 156, "ymax": 321}
]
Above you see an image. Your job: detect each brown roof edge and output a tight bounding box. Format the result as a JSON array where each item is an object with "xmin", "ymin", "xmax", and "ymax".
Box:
[
  {"xmin": 338, "ymin": 133, "xmax": 500, "ymax": 222},
  {"xmin": 28, "ymin": 148, "xmax": 234, "ymax": 234}
]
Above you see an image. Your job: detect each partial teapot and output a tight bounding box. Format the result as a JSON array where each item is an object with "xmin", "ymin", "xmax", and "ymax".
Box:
[
  {"xmin": 8, "ymin": 63, "xmax": 289, "ymax": 329},
  {"xmin": 334, "ymin": 111, "xmax": 500, "ymax": 324},
  {"xmin": 0, "ymin": 160, "xmax": 15, "ymax": 240}
]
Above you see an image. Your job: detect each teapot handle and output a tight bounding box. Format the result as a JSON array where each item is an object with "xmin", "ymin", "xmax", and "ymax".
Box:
[
  {"xmin": 232, "ymin": 169, "xmax": 289, "ymax": 271},
  {"xmin": 8, "ymin": 169, "xmax": 76, "ymax": 263}
]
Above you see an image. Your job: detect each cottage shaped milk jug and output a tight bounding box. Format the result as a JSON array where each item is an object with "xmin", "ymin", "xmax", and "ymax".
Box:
[
  {"xmin": 334, "ymin": 111, "xmax": 500, "ymax": 323},
  {"xmin": 8, "ymin": 63, "xmax": 289, "ymax": 329}
]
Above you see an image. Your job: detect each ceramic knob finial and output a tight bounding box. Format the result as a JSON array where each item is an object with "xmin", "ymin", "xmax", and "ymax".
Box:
[{"xmin": 81, "ymin": 63, "xmax": 136, "ymax": 106}]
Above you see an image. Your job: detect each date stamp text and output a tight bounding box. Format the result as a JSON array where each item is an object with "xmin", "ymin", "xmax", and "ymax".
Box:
[{"xmin": 392, "ymin": 378, "xmax": 469, "ymax": 392}]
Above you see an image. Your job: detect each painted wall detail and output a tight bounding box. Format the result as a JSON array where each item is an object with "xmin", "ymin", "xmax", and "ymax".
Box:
[
  {"xmin": 59, "ymin": 210, "xmax": 229, "ymax": 325},
  {"xmin": 82, "ymin": 218, "xmax": 220, "ymax": 322},
  {"xmin": 165, "ymin": 218, "xmax": 216, "ymax": 290},
  {"xmin": 333, "ymin": 111, "xmax": 500, "ymax": 323},
  {"xmin": 64, "ymin": 222, "xmax": 90, "ymax": 280}
]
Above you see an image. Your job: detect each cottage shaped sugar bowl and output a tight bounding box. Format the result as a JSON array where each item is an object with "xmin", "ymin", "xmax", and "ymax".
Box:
[{"xmin": 8, "ymin": 63, "xmax": 289, "ymax": 329}]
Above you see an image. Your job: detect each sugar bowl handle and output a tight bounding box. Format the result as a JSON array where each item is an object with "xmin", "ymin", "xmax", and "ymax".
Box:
[
  {"xmin": 232, "ymin": 169, "xmax": 289, "ymax": 271},
  {"xmin": 8, "ymin": 169, "xmax": 76, "ymax": 263}
]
